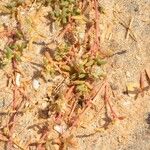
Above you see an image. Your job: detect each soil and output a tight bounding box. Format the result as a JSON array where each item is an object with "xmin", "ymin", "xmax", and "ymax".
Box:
[{"xmin": 0, "ymin": 0, "xmax": 150, "ymax": 150}]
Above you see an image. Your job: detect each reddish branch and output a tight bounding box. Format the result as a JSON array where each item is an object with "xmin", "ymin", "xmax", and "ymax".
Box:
[
  {"xmin": 12, "ymin": 57, "xmax": 18, "ymax": 109},
  {"xmin": 90, "ymin": 0, "xmax": 106, "ymax": 57},
  {"xmin": 65, "ymin": 86, "xmax": 75, "ymax": 100},
  {"xmin": 104, "ymin": 85, "xmax": 117, "ymax": 119},
  {"xmin": 104, "ymin": 84, "xmax": 124, "ymax": 120},
  {"xmin": 37, "ymin": 131, "xmax": 48, "ymax": 150},
  {"xmin": 68, "ymin": 81, "xmax": 106, "ymax": 128},
  {"xmin": 94, "ymin": 0, "xmax": 100, "ymax": 47},
  {"xmin": 68, "ymin": 98, "xmax": 77, "ymax": 120},
  {"xmin": 68, "ymin": 81, "xmax": 124, "ymax": 129},
  {"xmin": 79, "ymin": 81, "xmax": 106, "ymax": 116},
  {"xmin": 6, "ymin": 57, "xmax": 18, "ymax": 150},
  {"xmin": 89, "ymin": 0, "xmax": 100, "ymax": 55}
]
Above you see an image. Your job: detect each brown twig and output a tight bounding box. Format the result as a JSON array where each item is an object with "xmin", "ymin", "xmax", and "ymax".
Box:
[
  {"xmin": 125, "ymin": 17, "xmax": 133, "ymax": 40},
  {"xmin": 68, "ymin": 98, "xmax": 78, "ymax": 120},
  {"xmin": 145, "ymin": 69, "xmax": 150, "ymax": 86},
  {"xmin": 140, "ymin": 71, "xmax": 145, "ymax": 97},
  {"xmin": 65, "ymin": 86, "xmax": 75, "ymax": 101}
]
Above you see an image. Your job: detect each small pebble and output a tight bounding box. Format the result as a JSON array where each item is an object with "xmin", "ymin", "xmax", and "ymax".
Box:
[
  {"xmin": 126, "ymin": 71, "xmax": 131, "ymax": 77},
  {"xmin": 110, "ymin": 82, "xmax": 118, "ymax": 90},
  {"xmin": 41, "ymin": 101, "xmax": 49, "ymax": 110},
  {"xmin": 32, "ymin": 79, "xmax": 40, "ymax": 90},
  {"xmin": 16, "ymin": 73, "xmax": 21, "ymax": 87},
  {"xmin": 135, "ymin": 55, "xmax": 141, "ymax": 60},
  {"xmin": 54, "ymin": 124, "xmax": 67, "ymax": 134},
  {"xmin": 122, "ymin": 100, "xmax": 131, "ymax": 107},
  {"xmin": 25, "ymin": 102, "xmax": 30, "ymax": 107}
]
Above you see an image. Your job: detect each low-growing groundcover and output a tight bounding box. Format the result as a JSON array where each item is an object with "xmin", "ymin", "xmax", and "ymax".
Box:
[{"xmin": 0, "ymin": 0, "xmax": 150, "ymax": 150}]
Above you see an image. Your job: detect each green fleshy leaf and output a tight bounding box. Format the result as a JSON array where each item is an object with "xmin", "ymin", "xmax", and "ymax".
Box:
[
  {"xmin": 96, "ymin": 60, "xmax": 107, "ymax": 66},
  {"xmin": 5, "ymin": 47, "xmax": 13, "ymax": 60},
  {"xmin": 78, "ymin": 73, "xmax": 88, "ymax": 79},
  {"xmin": 85, "ymin": 60, "xmax": 94, "ymax": 67}
]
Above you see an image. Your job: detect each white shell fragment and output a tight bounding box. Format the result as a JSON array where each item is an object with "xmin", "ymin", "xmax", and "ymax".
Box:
[
  {"xmin": 32, "ymin": 79, "xmax": 40, "ymax": 90},
  {"xmin": 54, "ymin": 124, "xmax": 67, "ymax": 134},
  {"xmin": 16, "ymin": 73, "xmax": 21, "ymax": 87}
]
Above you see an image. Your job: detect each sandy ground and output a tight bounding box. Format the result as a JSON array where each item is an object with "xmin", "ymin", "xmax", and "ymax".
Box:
[{"xmin": 0, "ymin": 0, "xmax": 150, "ymax": 150}]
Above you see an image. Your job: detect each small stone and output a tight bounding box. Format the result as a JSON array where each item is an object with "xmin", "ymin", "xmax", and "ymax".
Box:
[
  {"xmin": 16, "ymin": 73, "xmax": 21, "ymax": 87},
  {"xmin": 122, "ymin": 100, "xmax": 131, "ymax": 107},
  {"xmin": 32, "ymin": 79, "xmax": 40, "ymax": 90},
  {"xmin": 25, "ymin": 102, "xmax": 30, "ymax": 107},
  {"xmin": 41, "ymin": 101, "xmax": 49, "ymax": 110},
  {"xmin": 110, "ymin": 82, "xmax": 118, "ymax": 90},
  {"xmin": 54, "ymin": 124, "xmax": 67, "ymax": 134},
  {"xmin": 98, "ymin": 119, "xmax": 106, "ymax": 126},
  {"xmin": 135, "ymin": 55, "xmax": 141, "ymax": 60},
  {"xmin": 126, "ymin": 71, "xmax": 131, "ymax": 77}
]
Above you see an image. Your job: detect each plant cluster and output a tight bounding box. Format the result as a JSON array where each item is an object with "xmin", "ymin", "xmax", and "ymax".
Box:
[
  {"xmin": 0, "ymin": 28, "xmax": 27, "ymax": 68},
  {"xmin": 45, "ymin": 0, "xmax": 81, "ymax": 25},
  {"xmin": 0, "ymin": 0, "xmax": 125, "ymax": 150}
]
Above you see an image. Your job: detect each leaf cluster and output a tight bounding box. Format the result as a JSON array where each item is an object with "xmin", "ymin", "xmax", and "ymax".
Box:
[
  {"xmin": 46, "ymin": 0, "xmax": 81, "ymax": 25},
  {"xmin": 0, "ymin": 32, "xmax": 27, "ymax": 68}
]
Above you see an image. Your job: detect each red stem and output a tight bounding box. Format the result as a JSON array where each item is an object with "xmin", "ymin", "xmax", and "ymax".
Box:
[
  {"xmin": 104, "ymin": 85, "xmax": 118, "ymax": 119},
  {"xmin": 7, "ymin": 57, "xmax": 18, "ymax": 150},
  {"xmin": 94, "ymin": 0, "xmax": 100, "ymax": 47},
  {"xmin": 12, "ymin": 57, "xmax": 18, "ymax": 109}
]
